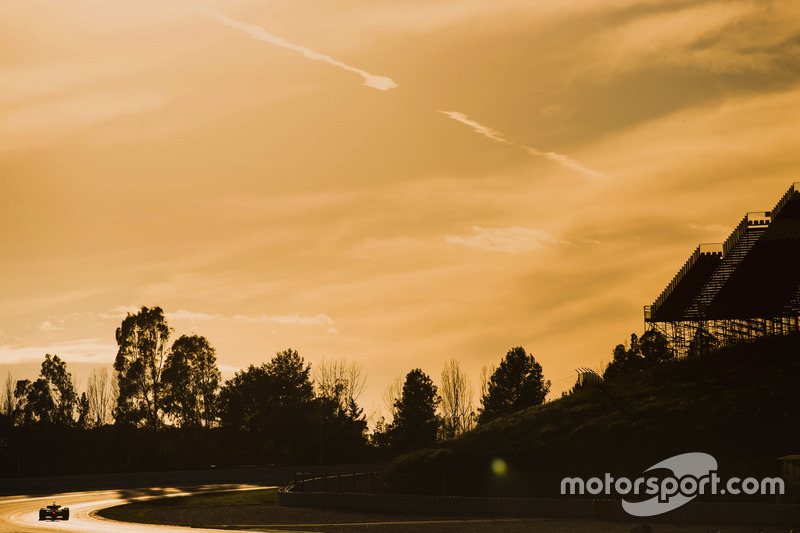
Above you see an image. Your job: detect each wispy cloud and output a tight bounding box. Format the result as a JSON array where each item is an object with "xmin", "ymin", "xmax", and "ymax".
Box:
[
  {"xmin": 0, "ymin": 339, "xmax": 116, "ymax": 365},
  {"xmin": 97, "ymin": 305, "xmax": 141, "ymax": 319},
  {"xmin": 445, "ymin": 226, "xmax": 561, "ymax": 254},
  {"xmin": 166, "ymin": 309, "xmax": 223, "ymax": 321},
  {"xmin": 195, "ymin": 5, "xmax": 398, "ymax": 91},
  {"xmin": 439, "ymin": 110, "xmax": 603, "ymax": 179},
  {"xmin": 38, "ymin": 320, "xmax": 63, "ymax": 332},
  {"xmin": 232, "ymin": 313, "xmax": 335, "ymax": 326},
  {"xmin": 0, "ymin": 92, "xmax": 163, "ymax": 154},
  {"xmin": 687, "ymin": 222, "xmax": 729, "ymax": 234},
  {"xmin": 438, "ymin": 111, "xmax": 508, "ymax": 143}
]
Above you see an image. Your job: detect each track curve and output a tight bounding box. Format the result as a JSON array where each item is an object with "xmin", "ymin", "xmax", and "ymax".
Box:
[{"xmin": 0, "ymin": 484, "xmax": 269, "ymax": 533}]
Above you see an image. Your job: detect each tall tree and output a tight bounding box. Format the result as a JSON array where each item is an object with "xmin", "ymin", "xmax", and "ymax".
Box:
[
  {"xmin": 86, "ymin": 368, "xmax": 115, "ymax": 427},
  {"xmin": 314, "ymin": 357, "xmax": 366, "ymax": 420},
  {"xmin": 162, "ymin": 334, "xmax": 221, "ymax": 428},
  {"xmin": 76, "ymin": 392, "xmax": 90, "ymax": 429},
  {"xmin": 313, "ymin": 357, "xmax": 369, "ymax": 461},
  {"xmin": 381, "ymin": 376, "xmax": 402, "ymax": 423},
  {"xmin": 478, "ymin": 347, "xmax": 550, "ymax": 424},
  {"xmin": 440, "ymin": 358, "xmax": 474, "ymax": 439},
  {"xmin": 219, "ymin": 349, "xmax": 316, "ymax": 461},
  {"xmin": 12, "ymin": 380, "xmax": 36, "ymax": 427},
  {"xmin": 113, "ymin": 306, "xmax": 171, "ymax": 428},
  {"xmin": 12, "ymin": 354, "xmax": 78, "ymax": 426},
  {"xmin": 1, "ymin": 371, "xmax": 15, "ymax": 416},
  {"xmin": 390, "ymin": 368, "xmax": 441, "ymax": 452}
]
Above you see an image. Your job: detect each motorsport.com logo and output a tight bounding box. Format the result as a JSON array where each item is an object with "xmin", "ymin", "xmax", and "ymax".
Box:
[{"xmin": 560, "ymin": 453, "xmax": 784, "ymax": 517}]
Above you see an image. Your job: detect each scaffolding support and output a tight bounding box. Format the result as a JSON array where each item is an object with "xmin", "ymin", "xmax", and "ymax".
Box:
[{"xmin": 643, "ymin": 182, "xmax": 800, "ymax": 356}]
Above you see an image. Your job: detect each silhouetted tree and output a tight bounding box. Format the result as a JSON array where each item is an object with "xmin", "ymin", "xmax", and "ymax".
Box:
[
  {"xmin": 76, "ymin": 392, "xmax": 90, "ymax": 429},
  {"xmin": 381, "ymin": 376, "xmax": 402, "ymax": 423},
  {"xmin": 12, "ymin": 380, "xmax": 35, "ymax": 427},
  {"xmin": 478, "ymin": 347, "xmax": 550, "ymax": 424},
  {"xmin": 1, "ymin": 372, "xmax": 15, "ymax": 416},
  {"xmin": 389, "ymin": 368, "xmax": 441, "ymax": 452},
  {"xmin": 219, "ymin": 349, "xmax": 316, "ymax": 462},
  {"xmin": 440, "ymin": 358, "xmax": 474, "ymax": 439},
  {"xmin": 12, "ymin": 354, "xmax": 78, "ymax": 426},
  {"xmin": 640, "ymin": 329, "xmax": 674, "ymax": 364},
  {"xmin": 113, "ymin": 306, "xmax": 171, "ymax": 428},
  {"xmin": 370, "ymin": 416, "xmax": 392, "ymax": 450},
  {"xmin": 688, "ymin": 326, "xmax": 719, "ymax": 358},
  {"xmin": 603, "ymin": 330, "xmax": 675, "ymax": 380},
  {"xmin": 314, "ymin": 357, "xmax": 366, "ymax": 421},
  {"xmin": 312, "ymin": 357, "xmax": 369, "ymax": 460},
  {"xmin": 86, "ymin": 368, "xmax": 115, "ymax": 427},
  {"xmin": 162, "ymin": 335, "xmax": 221, "ymax": 428}
]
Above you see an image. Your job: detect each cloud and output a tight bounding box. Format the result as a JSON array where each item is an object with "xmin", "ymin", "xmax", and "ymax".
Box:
[
  {"xmin": 166, "ymin": 309, "xmax": 224, "ymax": 321},
  {"xmin": 99, "ymin": 307, "xmax": 335, "ymax": 328},
  {"xmin": 439, "ymin": 110, "xmax": 603, "ymax": 179},
  {"xmin": 232, "ymin": 313, "xmax": 335, "ymax": 326},
  {"xmin": 97, "ymin": 305, "xmax": 141, "ymax": 319},
  {"xmin": 194, "ymin": 5, "xmax": 398, "ymax": 91},
  {"xmin": 271, "ymin": 313, "xmax": 335, "ymax": 326},
  {"xmin": 0, "ymin": 339, "xmax": 117, "ymax": 365},
  {"xmin": 38, "ymin": 320, "xmax": 63, "ymax": 332},
  {"xmin": 687, "ymin": 223, "xmax": 730, "ymax": 235},
  {"xmin": 523, "ymin": 147, "xmax": 605, "ymax": 180},
  {"xmin": 445, "ymin": 226, "xmax": 561, "ymax": 254},
  {"xmin": 438, "ymin": 111, "xmax": 508, "ymax": 143},
  {"xmin": 0, "ymin": 92, "xmax": 163, "ymax": 154}
]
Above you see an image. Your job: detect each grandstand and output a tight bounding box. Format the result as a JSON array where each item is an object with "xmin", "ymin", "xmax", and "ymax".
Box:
[{"xmin": 644, "ymin": 182, "xmax": 800, "ymax": 355}]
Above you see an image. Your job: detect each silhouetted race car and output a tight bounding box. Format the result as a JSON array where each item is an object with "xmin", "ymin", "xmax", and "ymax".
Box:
[{"xmin": 39, "ymin": 503, "xmax": 69, "ymax": 521}]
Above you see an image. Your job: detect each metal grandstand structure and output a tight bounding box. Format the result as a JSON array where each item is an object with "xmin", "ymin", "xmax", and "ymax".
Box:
[{"xmin": 644, "ymin": 182, "xmax": 800, "ymax": 355}]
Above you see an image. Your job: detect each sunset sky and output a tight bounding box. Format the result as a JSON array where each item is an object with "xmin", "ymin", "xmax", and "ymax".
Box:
[{"xmin": 2, "ymin": 0, "xmax": 800, "ymax": 422}]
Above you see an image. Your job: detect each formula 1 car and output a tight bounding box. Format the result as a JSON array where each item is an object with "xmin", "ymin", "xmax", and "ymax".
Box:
[{"xmin": 39, "ymin": 503, "xmax": 69, "ymax": 521}]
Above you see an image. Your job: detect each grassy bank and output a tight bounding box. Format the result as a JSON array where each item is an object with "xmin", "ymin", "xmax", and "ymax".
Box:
[
  {"xmin": 96, "ymin": 488, "xmax": 277, "ymax": 526},
  {"xmin": 388, "ymin": 334, "xmax": 800, "ymax": 497}
]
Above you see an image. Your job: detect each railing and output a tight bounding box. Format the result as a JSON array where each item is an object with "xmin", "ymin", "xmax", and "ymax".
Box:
[
  {"xmin": 724, "ymin": 212, "xmax": 770, "ymax": 256},
  {"xmin": 770, "ymin": 182, "xmax": 800, "ymax": 221},
  {"xmin": 293, "ymin": 471, "xmax": 374, "ymax": 493},
  {"xmin": 651, "ymin": 243, "xmax": 723, "ymax": 315},
  {"xmin": 290, "ymin": 471, "xmax": 552, "ymax": 497}
]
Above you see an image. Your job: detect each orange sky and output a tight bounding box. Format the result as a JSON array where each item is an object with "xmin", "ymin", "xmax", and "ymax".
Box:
[{"xmin": 2, "ymin": 0, "xmax": 800, "ymax": 423}]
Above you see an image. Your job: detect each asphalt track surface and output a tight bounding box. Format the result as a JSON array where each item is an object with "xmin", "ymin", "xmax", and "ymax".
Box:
[
  {"xmin": 0, "ymin": 484, "xmax": 267, "ymax": 533},
  {"xmin": 1, "ymin": 487, "xmax": 795, "ymax": 532}
]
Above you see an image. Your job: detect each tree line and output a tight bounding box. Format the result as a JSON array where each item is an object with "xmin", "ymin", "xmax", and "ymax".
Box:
[
  {"xmin": 0, "ymin": 306, "xmax": 553, "ymax": 476},
  {"xmin": 600, "ymin": 326, "xmax": 718, "ymax": 381}
]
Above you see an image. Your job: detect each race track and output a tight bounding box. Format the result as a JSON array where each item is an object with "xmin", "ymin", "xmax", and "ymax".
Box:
[{"xmin": 0, "ymin": 484, "xmax": 269, "ymax": 533}]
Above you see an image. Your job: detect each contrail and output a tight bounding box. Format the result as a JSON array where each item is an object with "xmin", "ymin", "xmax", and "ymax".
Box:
[
  {"xmin": 438, "ymin": 111, "xmax": 507, "ymax": 143},
  {"xmin": 188, "ymin": 7, "xmax": 600, "ymax": 177},
  {"xmin": 195, "ymin": 5, "xmax": 398, "ymax": 91},
  {"xmin": 439, "ymin": 110, "xmax": 603, "ymax": 179}
]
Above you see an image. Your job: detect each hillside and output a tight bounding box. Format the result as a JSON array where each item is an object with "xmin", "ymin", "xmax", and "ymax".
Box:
[{"xmin": 388, "ymin": 333, "xmax": 800, "ymax": 498}]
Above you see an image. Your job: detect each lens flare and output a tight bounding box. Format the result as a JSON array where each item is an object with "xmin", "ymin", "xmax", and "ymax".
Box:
[{"xmin": 491, "ymin": 458, "xmax": 507, "ymax": 476}]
